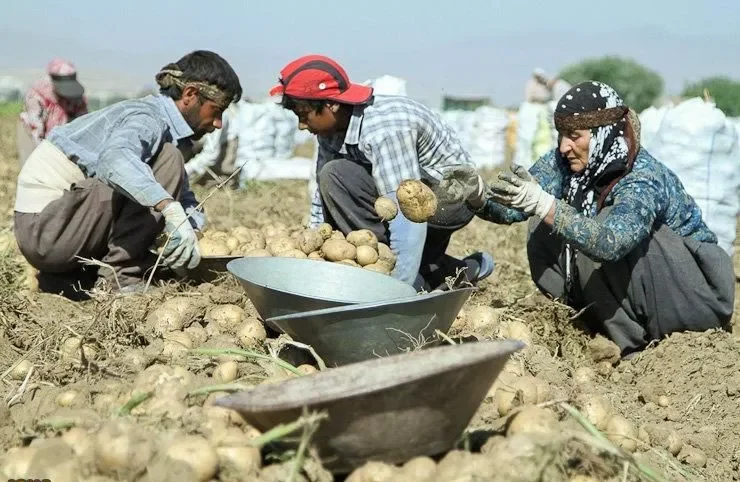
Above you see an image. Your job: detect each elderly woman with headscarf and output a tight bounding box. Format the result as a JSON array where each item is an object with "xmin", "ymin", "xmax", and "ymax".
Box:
[{"xmin": 446, "ymin": 81, "xmax": 735, "ymax": 358}]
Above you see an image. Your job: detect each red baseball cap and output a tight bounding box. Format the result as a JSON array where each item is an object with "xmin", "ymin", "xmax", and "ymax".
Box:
[{"xmin": 269, "ymin": 55, "xmax": 373, "ymax": 105}]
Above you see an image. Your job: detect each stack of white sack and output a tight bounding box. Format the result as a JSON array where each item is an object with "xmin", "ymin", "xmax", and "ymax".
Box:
[{"xmin": 639, "ymin": 98, "xmax": 740, "ymax": 257}]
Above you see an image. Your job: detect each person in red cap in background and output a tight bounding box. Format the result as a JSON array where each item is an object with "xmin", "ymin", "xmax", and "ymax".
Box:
[
  {"xmin": 17, "ymin": 59, "xmax": 89, "ymax": 166},
  {"xmin": 270, "ymin": 54, "xmax": 494, "ymax": 291}
]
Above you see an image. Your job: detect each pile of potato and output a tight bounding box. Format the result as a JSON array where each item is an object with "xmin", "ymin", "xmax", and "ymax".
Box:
[{"xmin": 198, "ymin": 223, "xmax": 397, "ymax": 275}]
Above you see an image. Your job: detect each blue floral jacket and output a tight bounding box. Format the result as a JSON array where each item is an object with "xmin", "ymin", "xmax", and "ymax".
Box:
[{"xmin": 477, "ymin": 148, "xmax": 717, "ymax": 262}]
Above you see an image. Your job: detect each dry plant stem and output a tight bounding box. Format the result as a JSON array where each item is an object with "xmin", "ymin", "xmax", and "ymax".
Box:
[
  {"xmin": 187, "ymin": 383, "xmax": 252, "ymax": 397},
  {"xmin": 144, "ymin": 163, "xmax": 245, "ymax": 293},
  {"xmin": 6, "ymin": 364, "xmax": 33, "ymax": 407},
  {"xmin": 277, "ymin": 339, "xmax": 328, "ymax": 371},
  {"xmin": 75, "ymin": 256, "xmax": 121, "ymax": 292},
  {"xmin": 116, "ymin": 391, "xmax": 153, "ymax": 416},
  {"xmin": 249, "ymin": 411, "xmax": 328, "ymax": 449},
  {"xmin": 191, "ymin": 347, "xmax": 303, "ymax": 376},
  {"xmin": 561, "ymin": 402, "xmax": 671, "ymax": 482},
  {"xmin": 289, "ymin": 408, "xmax": 323, "ymax": 482},
  {"xmin": 435, "ymin": 329, "xmax": 457, "ymax": 345}
]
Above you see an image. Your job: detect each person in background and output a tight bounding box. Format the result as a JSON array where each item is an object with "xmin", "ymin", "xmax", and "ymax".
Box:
[
  {"xmin": 444, "ymin": 81, "xmax": 735, "ymax": 358},
  {"xmin": 17, "ymin": 59, "xmax": 88, "ymax": 166},
  {"xmin": 270, "ymin": 54, "xmax": 494, "ymax": 291},
  {"xmin": 14, "ymin": 50, "xmax": 242, "ymax": 298}
]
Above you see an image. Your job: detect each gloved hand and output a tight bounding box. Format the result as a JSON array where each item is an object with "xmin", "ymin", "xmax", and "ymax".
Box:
[
  {"xmin": 489, "ymin": 164, "xmax": 555, "ymax": 218},
  {"xmin": 438, "ymin": 165, "xmax": 487, "ymax": 208},
  {"xmin": 161, "ymin": 201, "xmax": 201, "ymax": 274}
]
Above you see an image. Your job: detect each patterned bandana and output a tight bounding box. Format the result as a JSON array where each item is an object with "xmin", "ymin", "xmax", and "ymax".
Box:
[
  {"xmin": 554, "ymin": 81, "xmax": 630, "ymax": 216},
  {"xmin": 155, "ymin": 68, "xmax": 235, "ymax": 109}
]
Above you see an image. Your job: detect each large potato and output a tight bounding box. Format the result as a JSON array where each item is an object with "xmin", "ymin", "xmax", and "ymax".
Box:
[
  {"xmin": 376, "ymin": 243, "xmax": 397, "ymax": 270},
  {"xmin": 374, "ymin": 196, "xmax": 398, "ymax": 221},
  {"xmin": 244, "ymin": 248, "xmax": 272, "ymax": 258},
  {"xmin": 356, "ymin": 245, "xmax": 379, "ymax": 266},
  {"xmin": 317, "ymin": 223, "xmax": 333, "ymax": 240},
  {"xmin": 231, "ymin": 239, "xmax": 267, "ymax": 255},
  {"xmin": 396, "ymin": 179, "xmax": 437, "ymax": 223},
  {"xmin": 298, "ymin": 229, "xmax": 324, "ymax": 254},
  {"xmin": 322, "ymin": 239, "xmax": 357, "ymax": 262},
  {"xmin": 198, "ymin": 238, "xmax": 231, "ymax": 256},
  {"xmin": 364, "ymin": 263, "xmax": 390, "ymax": 275},
  {"xmin": 267, "ymin": 236, "xmax": 299, "ymax": 256},
  {"xmin": 346, "ymin": 229, "xmax": 378, "ymax": 250},
  {"xmin": 279, "ymin": 249, "xmax": 308, "ymax": 259}
]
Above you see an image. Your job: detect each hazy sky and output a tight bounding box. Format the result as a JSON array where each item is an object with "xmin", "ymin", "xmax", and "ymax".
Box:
[{"xmin": 1, "ymin": 0, "xmax": 739, "ymax": 107}]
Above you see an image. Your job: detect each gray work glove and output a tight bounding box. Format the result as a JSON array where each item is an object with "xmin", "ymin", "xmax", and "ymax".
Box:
[
  {"xmin": 489, "ymin": 164, "xmax": 555, "ymax": 218},
  {"xmin": 161, "ymin": 201, "xmax": 201, "ymax": 274},
  {"xmin": 438, "ymin": 166, "xmax": 487, "ymax": 208}
]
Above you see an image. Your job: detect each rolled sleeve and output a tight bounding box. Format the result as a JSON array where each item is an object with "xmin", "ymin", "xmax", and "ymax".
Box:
[{"xmin": 97, "ymin": 113, "xmax": 171, "ymax": 207}]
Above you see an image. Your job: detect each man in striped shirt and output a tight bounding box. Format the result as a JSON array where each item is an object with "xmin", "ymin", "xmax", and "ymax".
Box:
[{"xmin": 270, "ymin": 55, "xmax": 494, "ymax": 290}]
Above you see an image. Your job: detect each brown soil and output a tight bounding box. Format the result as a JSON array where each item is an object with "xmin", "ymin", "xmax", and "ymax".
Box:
[{"xmin": 0, "ymin": 115, "xmax": 738, "ymax": 482}]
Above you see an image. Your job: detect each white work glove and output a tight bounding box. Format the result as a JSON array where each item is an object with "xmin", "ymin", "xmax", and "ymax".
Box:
[
  {"xmin": 161, "ymin": 201, "xmax": 201, "ymax": 274},
  {"xmin": 489, "ymin": 164, "xmax": 555, "ymax": 218},
  {"xmin": 438, "ymin": 166, "xmax": 487, "ymax": 208}
]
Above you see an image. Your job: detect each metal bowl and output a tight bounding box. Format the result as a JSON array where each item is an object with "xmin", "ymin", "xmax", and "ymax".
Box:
[
  {"xmin": 187, "ymin": 255, "xmax": 242, "ymax": 283},
  {"xmin": 265, "ymin": 287, "xmax": 476, "ymax": 366},
  {"xmin": 226, "ymin": 257, "xmax": 417, "ymax": 319},
  {"xmin": 215, "ymin": 339, "xmax": 524, "ymax": 473}
]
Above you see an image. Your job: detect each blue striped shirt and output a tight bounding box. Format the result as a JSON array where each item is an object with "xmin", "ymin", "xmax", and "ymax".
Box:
[
  {"xmin": 47, "ymin": 94, "xmax": 203, "ymax": 227},
  {"xmin": 309, "ymin": 95, "xmax": 475, "ymax": 225}
]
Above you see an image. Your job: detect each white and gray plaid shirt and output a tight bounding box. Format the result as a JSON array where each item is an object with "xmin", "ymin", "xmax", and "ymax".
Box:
[{"xmin": 309, "ymin": 95, "xmax": 474, "ymax": 225}]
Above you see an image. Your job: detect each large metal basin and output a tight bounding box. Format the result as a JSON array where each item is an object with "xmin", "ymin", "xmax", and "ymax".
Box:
[
  {"xmin": 226, "ymin": 257, "xmax": 417, "ymax": 319},
  {"xmin": 265, "ymin": 287, "xmax": 476, "ymax": 366},
  {"xmin": 215, "ymin": 339, "xmax": 524, "ymax": 473}
]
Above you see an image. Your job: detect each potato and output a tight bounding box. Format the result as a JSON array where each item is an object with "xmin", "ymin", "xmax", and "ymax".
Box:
[
  {"xmin": 588, "ymin": 335, "xmax": 621, "ymax": 364},
  {"xmin": 279, "ymin": 249, "xmax": 308, "ymax": 259},
  {"xmin": 298, "ymin": 229, "xmax": 324, "ymax": 254},
  {"xmin": 308, "ymin": 251, "xmax": 324, "ymax": 260},
  {"xmin": 606, "ymin": 415, "xmax": 638, "ymax": 452},
  {"xmin": 244, "ymin": 248, "xmax": 272, "ymax": 257},
  {"xmin": 218, "ymin": 446, "xmax": 262, "ymax": 480},
  {"xmin": 337, "ymin": 259, "xmax": 360, "ymax": 268},
  {"xmin": 199, "ymin": 238, "xmax": 231, "ymax": 256},
  {"xmin": 513, "ymin": 376, "xmax": 550, "ymax": 405},
  {"xmin": 184, "ymin": 324, "xmax": 208, "ymax": 346},
  {"xmin": 374, "ymin": 196, "xmax": 398, "ymax": 221},
  {"xmin": 364, "ymin": 263, "xmax": 390, "ymax": 274},
  {"xmin": 203, "ymin": 230, "xmax": 228, "ymax": 240},
  {"xmin": 400, "ymin": 456, "xmax": 436, "ymax": 480},
  {"xmin": 466, "ymin": 305, "xmax": 502, "ymax": 331},
  {"xmin": 496, "ymin": 388, "xmax": 517, "ymax": 416},
  {"xmin": 573, "ymin": 367, "xmax": 597, "ymax": 385},
  {"xmin": 225, "ymin": 237, "xmax": 240, "ymax": 252},
  {"xmin": 163, "ymin": 331, "xmax": 194, "ymax": 359},
  {"xmin": 61, "ymin": 336, "xmax": 98, "ymax": 363},
  {"xmin": 643, "ymin": 424, "xmax": 683, "ymax": 456},
  {"xmin": 317, "ymin": 223, "xmax": 333, "ymax": 239},
  {"xmin": 146, "ymin": 307, "xmax": 186, "ymax": 335},
  {"xmin": 165, "ymin": 436, "xmax": 219, "ymax": 482},
  {"xmin": 569, "ymin": 477, "xmax": 601, "ymax": 482},
  {"xmin": 214, "ymin": 361, "xmax": 239, "ymax": 383},
  {"xmin": 506, "ymin": 406, "xmax": 558, "ymax": 436},
  {"xmin": 161, "ymin": 297, "xmax": 195, "ymax": 319},
  {"xmin": 262, "ymin": 223, "xmax": 289, "ymax": 239},
  {"xmin": 10, "ymin": 359, "xmax": 32, "ymax": 380},
  {"xmin": 267, "ymin": 236, "xmax": 299, "ymax": 255},
  {"xmin": 678, "ymin": 445, "xmax": 707, "ymax": 467},
  {"xmin": 346, "ymin": 461, "xmax": 400, "ymax": 482},
  {"xmin": 1, "ymin": 446, "xmax": 37, "ymax": 478},
  {"xmin": 346, "ymin": 229, "xmax": 378, "ymax": 250},
  {"xmin": 501, "ymin": 321, "xmax": 532, "ymax": 344},
  {"xmin": 95, "ymin": 420, "xmax": 155, "ymax": 477},
  {"xmin": 204, "ymin": 304, "xmax": 245, "ymax": 333},
  {"xmin": 576, "ymin": 394, "xmax": 611, "ymax": 431},
  {"xmin": 231, "ymin": 239, "xmax": 267, "ymax": 255},
  {"xmin": 356, "ymin": 245, "xmax": 379, "ymax": 266},
  {"xmin": 396, "ymin": 179, "xmax": 437, "ymax": 223},
  {"xmin": 61, "ymin": 427, "xmax": 96, "ymax": 465},
  {"xmin": 376, "ymin": 243, "xmax": 397, "ymax": 269},
  {"xmin": 230, "ymin": 226, "xmax": 253, "ymax": 243},
  {"xmin": 55, "ymin": 390, "xmax": 81, "ymax": 407},
  {"xmin": 25, "ymin": 439, "xmax": 81, "ymax": 482},
  {"xmin": 329, "ymin": 230, "xmax": 345, "ymax": 240},
  {"xmin": 297, "ymin": 364, "xmax": 318, "ymax": 375},
  {"xmin": 322, "ymin": 239, "xmax": 357, "ymax": 261},
  {"xmin": 237, "ymin": 318, "xmax": 267, "ymax": 347}
]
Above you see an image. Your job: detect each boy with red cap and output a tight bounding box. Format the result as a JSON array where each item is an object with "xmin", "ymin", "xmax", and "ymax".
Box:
[{"xmin": 270, "ymin": 54, "xmax": 494, "ymax": 290}]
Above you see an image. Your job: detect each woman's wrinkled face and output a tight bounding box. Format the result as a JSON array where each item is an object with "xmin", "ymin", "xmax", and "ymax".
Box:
[{"xmin": 559, "ymin": 129, "xmax": 591, "ymax": 173}]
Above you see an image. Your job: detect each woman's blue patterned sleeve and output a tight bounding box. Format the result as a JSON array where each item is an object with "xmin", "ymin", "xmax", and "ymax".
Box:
[
  {"xmin": 552, "ymin": 176, "xmax": 666, "ymax": 262},
  {"xmin": 475, "ymin": 150, "xmax": 566, "ymax": 224}
]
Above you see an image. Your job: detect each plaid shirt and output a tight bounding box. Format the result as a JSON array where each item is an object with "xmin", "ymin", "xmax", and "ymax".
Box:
[
  {"xmin": 310, "ymin": 95, "xmax": 475, "ymax": 225},
  {"xmin": 19, "ymin": 78, "xmax": 88, "ymax": 143}
]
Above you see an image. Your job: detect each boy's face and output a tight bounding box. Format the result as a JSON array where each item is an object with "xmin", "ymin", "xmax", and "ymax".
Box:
[{"xmin": 291, "ymin": 102, "xmax": 339, "ymax": 136}]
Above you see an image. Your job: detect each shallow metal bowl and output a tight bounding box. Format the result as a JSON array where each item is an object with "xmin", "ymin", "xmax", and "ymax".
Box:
[
  {"xmin": 215, "ymin": 339, "xmax": 524, "ymax": 473},
  {"xmin": 226, "ymin": 257, "xmax": 417, "ymax": 319},
  {"xmin": 265, "ymin": 287, "xmax": 476, "ymax": 366}
]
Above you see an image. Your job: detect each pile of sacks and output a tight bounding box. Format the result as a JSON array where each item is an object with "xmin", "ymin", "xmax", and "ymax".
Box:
[
  {"xmin": 512, "ymin": 102, "xmax": 558, "ymax": 170},
  {"xmin": 640, "ymin": 98, "xmax": 740, "ymax": 256},
  {"xmin": 441, "ymin": 106, "xmax": 511, "ymax": 168}
]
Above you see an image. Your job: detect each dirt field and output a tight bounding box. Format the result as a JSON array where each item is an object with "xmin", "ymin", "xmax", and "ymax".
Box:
[{"xmin": 0, "ymin": 114, "xmax": 738, "ymax": 482}]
